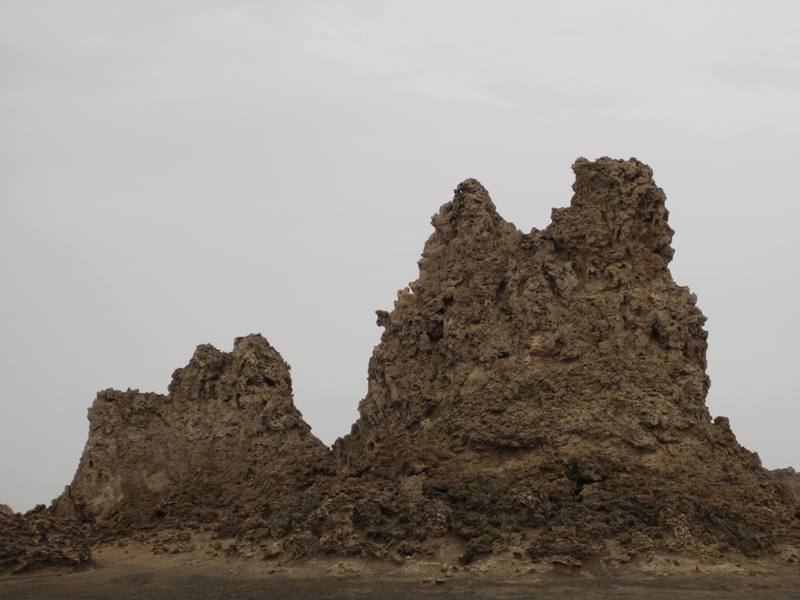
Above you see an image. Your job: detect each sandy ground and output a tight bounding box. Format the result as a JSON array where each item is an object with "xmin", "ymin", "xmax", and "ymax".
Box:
[{"xmin": 2, "ymin": 544, "xmax": 799, "ymax": 599}]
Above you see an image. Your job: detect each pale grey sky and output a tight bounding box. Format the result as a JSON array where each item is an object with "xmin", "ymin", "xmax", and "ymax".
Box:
[{"xmin": 1, "ymin": 1, "xmax": 798, "ymax": 512}]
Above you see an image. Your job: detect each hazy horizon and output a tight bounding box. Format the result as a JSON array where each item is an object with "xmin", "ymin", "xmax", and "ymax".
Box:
[{"xmin": 1, "ymin": 1, "xmax": 798, "ymax": 512}]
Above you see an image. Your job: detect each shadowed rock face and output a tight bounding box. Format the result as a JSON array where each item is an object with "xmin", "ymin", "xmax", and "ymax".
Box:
[
  {"xmin": 53, "ymin": 334, "xmax": 331, "ymax": 542},
  {"xmin": 31, "ymin": 157, "xmax": 799, "ymax": 571}
]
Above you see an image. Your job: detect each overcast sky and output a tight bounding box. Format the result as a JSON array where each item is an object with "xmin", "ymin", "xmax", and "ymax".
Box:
[{"xmin": 1, "ymin": 1, "xmax": 798, "ymax": 512}]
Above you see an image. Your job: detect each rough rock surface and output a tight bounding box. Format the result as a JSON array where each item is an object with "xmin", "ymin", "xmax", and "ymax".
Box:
[
  {"xmin": 0, "ymin": 506, "xmax": 90, "ymax": 574},
  {"xmin": 325, "ymin": 158, "xmax": 800, "ymax": 564},
  {"xmin": 52, "ymin": 334, "xmax": 331, "ymax": 544},
  {"xmin": 0, "ymin": 505, "xmax": 12, "ymax": 516},
  {"xmin": 25, "ymin": 157, "xmax": 799, "ymax": 571},
  {"xmin": 771, "ymin": 468, "xmax": 800, "ymax": 504}
]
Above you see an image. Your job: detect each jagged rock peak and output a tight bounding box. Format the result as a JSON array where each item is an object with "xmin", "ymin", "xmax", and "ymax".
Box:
[
  {"xmin": 168, "ymin": 333, "xmax": 293, "ymax": 401},
  {"xmin": 547, "ymin": 156, "xmax": 675, "ymax": 277},
  {"xmin": 414, "ymin": 178, "xmax": 519, "ymax": 302},
  {"xmin": 429, "ymin": 177, "xmax": 509, "ymax": 238},
  {"xmin": 453, "ymin": 177, "xmax": 492, "ymax": 204}
]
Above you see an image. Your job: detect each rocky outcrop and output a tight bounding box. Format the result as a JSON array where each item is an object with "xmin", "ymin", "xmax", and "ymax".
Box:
[
  {"xmin": 324, "ymin": 158, "xmax": 800, "ymax": 564},
  {"xmin": 0, "ymin": 506, "xmax": 90, "ymax": 574},
  {"xmin": 53, "ymin": 334, "xmax": 331, "ymax": 543},
  {"xmin": 771, "ymin": 468, "xmax": 800, "ymax": 504},
  {"xmin": 0, "ymin": 505, "xmax": 12, "ymax": 516},
  {"xmin": 31, "ymin": 157, "xmax": 799, "ymax": 570}
]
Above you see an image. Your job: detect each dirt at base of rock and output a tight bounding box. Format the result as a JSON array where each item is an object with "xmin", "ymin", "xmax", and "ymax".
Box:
[{"xmin": 9, "ymin": 157, "xmax": 798, "ymax": 574}]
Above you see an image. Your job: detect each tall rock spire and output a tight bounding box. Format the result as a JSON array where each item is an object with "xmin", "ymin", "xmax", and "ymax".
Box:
[{"xmin": 329, "ymin": 157, "xmax": 799, "ymax": 564}]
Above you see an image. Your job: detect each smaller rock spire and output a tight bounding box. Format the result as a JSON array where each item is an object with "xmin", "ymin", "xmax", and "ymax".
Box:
[
  {"xmin": 547, "ymin": 157, "xmax": 674, "ymax": 278},
  {"xmin": 430, "ymin": 178, "xmax": 502, "ymax": 235}
]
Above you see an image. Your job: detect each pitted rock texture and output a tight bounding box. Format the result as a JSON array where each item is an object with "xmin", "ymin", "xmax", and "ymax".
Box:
[
  {"xmin": 53, "ymin": 334, "xmax": 331, "ymax": 543},
  {"xmin": 326, "ymin": 158, "xmax": 800, "ymax": 564},
  {"xmin": 0, "ymin": 506, "xmax": 90, "ymax": 574}
]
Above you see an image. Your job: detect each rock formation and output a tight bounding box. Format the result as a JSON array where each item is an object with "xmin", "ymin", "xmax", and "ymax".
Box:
[
  {"xmin": 772, "ymin": 468, "xmax": 800, "ymax": 504},
  {"xmin": 7, "ymin": 156, "xmax": 796, "ymax": 574},
  {"xmin": 0, "ymin": 505, "xmax": 12, "ymax": 517},
  {"xmin": 52, "ymin": 334, "xmax": 331, "ymax": 544},
  {"xmin": 0, "ymin": 506, "xmax": 90, "ymax": 574},
  {"xmin": 325, "ymin": 158, "xmax": 800, "ymax": 564}
]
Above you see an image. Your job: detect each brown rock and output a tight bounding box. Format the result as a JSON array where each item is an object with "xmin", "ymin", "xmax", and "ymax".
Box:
[
  {"xmin": 329, "ymin": 157, "xmax": 800, "ymax": 563},
  {"xmin": 53, "ymin": 334, "xmax": 331, "ymax": 542},
  {"xmin": 36, "ymin": 157, "xmax": 800, "ymax": 569},
  {"xmin": 0, "ymin": 506, "xmax": 90, "ymax": 574},
  {"xmin": 771, "ymin": 468, "xmax": 800, "ymax": 503}
]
